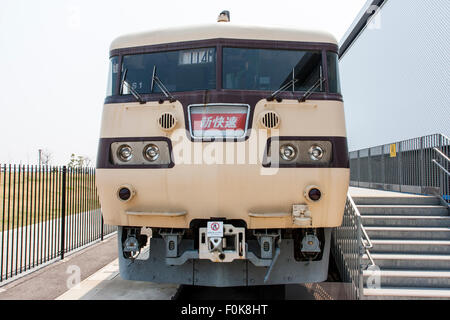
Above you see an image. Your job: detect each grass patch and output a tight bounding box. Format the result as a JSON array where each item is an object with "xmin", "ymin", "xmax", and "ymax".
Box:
[{"xmin": 0, "ymin": 168, "xmax": 101, "ymax": 231}]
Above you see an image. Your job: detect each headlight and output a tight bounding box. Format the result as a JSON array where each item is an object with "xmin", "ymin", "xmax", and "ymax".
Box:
[
  {"xmin": 117, "ymin": 145, "xmax": 133, "ymax": 162},
  {"xmin": 309, "ymin": 145, "xmax": 324, "ymax": 161},
  {"xmin": 280, "ymin": 144, "xmax": 297, "ymax": 161},
  {"xmin": 110, "ymin": 140, "xmax": 173, "ymax": 167},
  {"xmin": 263, "ymin": 139, "xmax": 333, "ymax": 167},
  {"xmin": 143, "ymin": 144, "xmax": 160, "ymax": 162}
]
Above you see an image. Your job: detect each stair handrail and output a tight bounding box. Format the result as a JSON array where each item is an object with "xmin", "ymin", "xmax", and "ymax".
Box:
[
  {"xmin": 432, "ymin": 146, "xmax": 450, "ymax": 206},
  {"xmin": 433, "ymin": 147, "xmax": 450, "ymax": 164},
  {"xmin": 348, "ymin": 193, "xmax": 376, "ymax": 267},
  {"xmin": 433, "ymin": 159, "xmax": 450, "ymax": 177},
  {"xmin": 332, "ymin": 192, "xmax": 378, "ymax": 299}
]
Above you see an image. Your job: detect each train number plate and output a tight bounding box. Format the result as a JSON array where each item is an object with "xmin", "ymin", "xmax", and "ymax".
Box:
[
  {"xmin": 188, "ymin": 104, "xmax": 250, "ymax": 139},
  {"xmin": 207, "ymin": 221, "xmax": 223, "ymax": 238}
]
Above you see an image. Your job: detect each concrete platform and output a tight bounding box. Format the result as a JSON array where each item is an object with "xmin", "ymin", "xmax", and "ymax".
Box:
[
  {"xmin": 56, "ymin": 259, "xmax": 179, "ymax": 300},
  {"xmin": 56, "ymin": 257, "xmax": 351, "ymax": 300},
  {"xmin": 349, "ymin": 187, "xmax": 431, "ymax": 198}
]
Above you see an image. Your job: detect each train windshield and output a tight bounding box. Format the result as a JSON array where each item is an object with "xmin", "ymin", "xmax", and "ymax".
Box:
[
  {"xmin": 121, "ymin": 48, "xmax": 217, "ymax": 94},
  {"xmin": 223, "ymin": 48, "xmax": 325, "ymax": 92}
]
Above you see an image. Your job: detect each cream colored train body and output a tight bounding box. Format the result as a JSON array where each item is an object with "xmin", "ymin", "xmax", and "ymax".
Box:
[{"xmin": 96, "ymin": 23, "xmax": 349, "ymax": 287}]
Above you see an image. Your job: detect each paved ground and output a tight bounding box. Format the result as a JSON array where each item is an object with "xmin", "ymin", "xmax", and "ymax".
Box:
[
  {"xmin": 56, "ymin": 256, "xmax": 350, "ymax": 300},
  {"xmin": 0, "ymin": 234, "xmax": 117, "ymax": 300}
]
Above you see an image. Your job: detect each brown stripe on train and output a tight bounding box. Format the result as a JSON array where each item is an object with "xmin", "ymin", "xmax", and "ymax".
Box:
[
  {"xmin": 96, "ymin": 136, "xmax": 349, "ymax": 169},
  {"xmin": 109, "ymin": 38, "xmax": 339, "ymax": 57}
]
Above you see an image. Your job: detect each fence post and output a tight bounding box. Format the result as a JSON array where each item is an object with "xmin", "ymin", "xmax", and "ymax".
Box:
[
  {"xmin": 368, "ymin": 148, "xmax": 372, "ymax": 188},
  {"xmin": 101, "ymin": 215, "xmax": 104, "ymax": 241},
  {"xmin": 420, "ymin": 137, "xmax": 425, "ymax": 192},
  {"xmin": 439, "ymin": 136, "xmax": 444, "ymax": 197},
  {"xmin": 357, "ymin": 150, "xmax": 361, "ymax": 187},
  {"xmin": 357, "ymin": 215, "xmax": 363, "ymax": 300},
  {"xmin": 381, "ymin": 145, "xmax": 386, "ymax": 189},
  {"xmin": 398, "ymin": 143, "xmax": 403, "ymax": 192},
  {"xmin": 60, "ymin": 166, "xmax": 67, "ymax": 260}
]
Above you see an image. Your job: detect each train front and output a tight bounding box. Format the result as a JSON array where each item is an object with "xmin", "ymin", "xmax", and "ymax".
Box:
[{"xmin": 96, "ymin": 24, "xmax": 350, "ymax": 286}]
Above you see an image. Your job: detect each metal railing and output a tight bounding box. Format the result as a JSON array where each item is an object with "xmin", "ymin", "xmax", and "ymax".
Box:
[
  {"xmin": 332, "ymin": 194, "xmax": 375, "ymax": 300},
  {"xmin": 0, "ymin": 165, "xmax": 116, "ymax": 283},
  {"xmin": 350, "ymin": 133, "xmax": 450, "ymax": 205}
]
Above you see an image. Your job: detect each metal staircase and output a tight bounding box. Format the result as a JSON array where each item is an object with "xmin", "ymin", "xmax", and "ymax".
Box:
[
  {"xmin": 332, "ymin": 133, "xmax": 450, "ymax": 300},
  {"xmin": 355, "ymin": 195, "xmax": 450, "ymax": 299}
]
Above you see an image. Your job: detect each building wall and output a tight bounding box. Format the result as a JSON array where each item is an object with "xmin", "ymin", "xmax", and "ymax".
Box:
[{"xmin": 340, "ymin": 0, "xmax": 450, "ymax": 151}]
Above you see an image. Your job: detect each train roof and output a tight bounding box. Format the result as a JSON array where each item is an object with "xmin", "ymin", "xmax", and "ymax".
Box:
[{"xmin": 110, "ymin": 23, "xmax": 338, "ymax": 51}]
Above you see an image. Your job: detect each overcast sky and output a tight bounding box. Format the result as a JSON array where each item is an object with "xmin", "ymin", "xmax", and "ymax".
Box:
[{"xmin": 0, "ymin": 0, "xmax": 366, "ymax": 166}]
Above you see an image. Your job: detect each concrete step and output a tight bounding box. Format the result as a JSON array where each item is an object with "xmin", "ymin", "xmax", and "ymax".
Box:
[
  {"xmin": 362, "ymin": 215, "xmax": 450, "ymax": 227},
  {"xmin": 363, "ymin": 270, "xmax": 450, "ymax": 289},
  {"xmin": 354, "ymin": 196, "xmax": 442, "ymax": 206},
  {"xmin": 362, "ymin": 253, "xmax": 450, "ymax": 270},
  {"xmin": 358, "ymin": 205, "xmax": 448, "ymax": 216},
  {"xmin": 370, "ymin": 239, "xmax": 450, "ymax": 254},
  {"xmin": 365, "ymin": 226, "xmax": 450, "ymax": 240},
  {"xmin": 363, "ymin": 287, "xmax": 450, "ymax": 300}
]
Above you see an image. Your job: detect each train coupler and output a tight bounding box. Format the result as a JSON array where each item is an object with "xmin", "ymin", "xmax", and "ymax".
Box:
[{"xmin": 199, "ymin": 222, "xmax": 246, "ymax": 263}]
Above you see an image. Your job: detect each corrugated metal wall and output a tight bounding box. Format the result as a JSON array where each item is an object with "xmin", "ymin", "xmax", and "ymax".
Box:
[{"xmin": 340, "ymin": 0, "xmax": 450, "ymax": 151}]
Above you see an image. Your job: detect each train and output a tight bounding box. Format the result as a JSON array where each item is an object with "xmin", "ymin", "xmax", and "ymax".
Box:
[{"xmin": 96, "ymin": 12, "xmax": 349, "ymax": 287}]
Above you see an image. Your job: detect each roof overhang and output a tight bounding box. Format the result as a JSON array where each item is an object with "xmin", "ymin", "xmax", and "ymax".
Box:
[
  {"xmin": 339, "ymin": 0, "xmax": 388, "ymax": 59},
  {"xmin": 110, "ymin": 23, "xmax": 338, "ymax": 51}
]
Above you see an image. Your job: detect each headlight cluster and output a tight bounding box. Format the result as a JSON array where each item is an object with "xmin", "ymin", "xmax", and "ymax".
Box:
[
  {"xmin": 266, "ymin": 140, "xmax": 332, "ymax": 167},
  {"xmin": 111, "ymin": 140, "xmax": 171, "ymax": 166}
]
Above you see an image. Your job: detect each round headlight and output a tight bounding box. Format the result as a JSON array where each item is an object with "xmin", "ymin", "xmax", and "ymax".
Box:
[
  {"xmin": 117, "ymin": 145, "xmax": 133, "ymax": 162},
  {"xmin": 309, "ymin": 145, "xmax": 324, "ymax": 161},
  {"xmin": 280, "ymin": 144, "xmax": 297, "ymax": 161},
  {"xmin": 144, "ymin": 144, "xmax": 160, "ymax": 162}
]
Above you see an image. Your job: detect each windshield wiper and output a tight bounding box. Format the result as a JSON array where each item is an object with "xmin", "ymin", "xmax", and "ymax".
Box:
[
  {"xmin": 266, "ymin": 68, "xmax": 297, "ymax": 102},
  {"xmin": 120, "ymin": 69, "xmax": 146, "ymax": 104},
  {"xmin": 151, "ymin": 66, "xmax": 176, "ymax": 103},
  {"xmin": 298, "ymin": 78, "xmax": 327, "ymax": 102},
  {"xmin": 298, "ymin": 66, "xmax": 327, "ymax": 102}
]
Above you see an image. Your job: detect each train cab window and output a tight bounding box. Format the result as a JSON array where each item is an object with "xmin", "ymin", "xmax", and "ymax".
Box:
[
  {"xmin": 223, "ymin": 48, "xmax": 324, "ymax": 92},
  {"xmin": 106, "ymin": 56, "xmax": 119, "ymax": 96},
  {"xmin": 327, "ymin": 52, "xmax": 341, "ymax": 94},
  {"xmin": 121, "ymin": 48, "xmax": 216, "ymax": 94}
]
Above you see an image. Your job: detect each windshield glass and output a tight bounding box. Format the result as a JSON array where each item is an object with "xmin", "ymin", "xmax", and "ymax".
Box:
[
  {"xmin": 223, "ymin": 48, "xmax": 323, "ymax": 92},
  {"xmin": 121, "ymin": 48, "xmax": 216, "ymax": 94}
]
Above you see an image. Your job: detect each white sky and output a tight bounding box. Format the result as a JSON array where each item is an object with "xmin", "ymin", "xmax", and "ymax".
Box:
[{"xmin": 0, "ymin": 0, "xmax": 366, "ymax": 166}]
